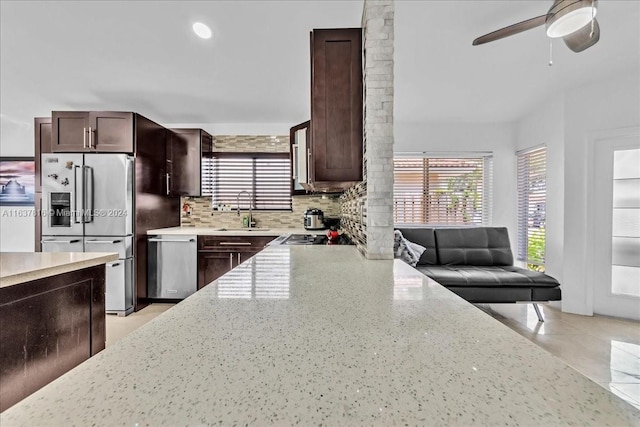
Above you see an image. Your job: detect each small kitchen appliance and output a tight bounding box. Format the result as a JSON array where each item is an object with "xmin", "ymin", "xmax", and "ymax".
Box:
[
  {"xmin": 303, "ymin": 208, "xmax": 325, "ymax": 230},
  {"xmin": 326, "ymin": 226, "xmax": 340, "ymax": 244}
]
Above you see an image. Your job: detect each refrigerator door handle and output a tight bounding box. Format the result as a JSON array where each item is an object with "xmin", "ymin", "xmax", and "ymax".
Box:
[
  {"xmin": 73, "ymin": 165, "xmax": 83, "ymax": 224},
  {"xmin": 85, "ymin": 239, "xmax": 123, "ymax": 244},
  {"xmin": 83, "ymin": 166, "xmax": 94, "ymax": 223},
  {"xmin": 42, "ymin": 239, "xmax": 82, "ymax": 244}
]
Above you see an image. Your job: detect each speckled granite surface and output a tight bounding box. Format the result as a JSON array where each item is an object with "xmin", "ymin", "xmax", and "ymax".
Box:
[
  {"xmin": 0, "ymin": 252, "xmax": 118, "ymax": 288},
  {"xmin": 2, "ymin": 246, "xmax": 639, "ymax": 426}
]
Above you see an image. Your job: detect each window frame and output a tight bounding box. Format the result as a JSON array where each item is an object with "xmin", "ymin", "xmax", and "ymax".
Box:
[
  {"xmin": 202, "ymin": 152, "xmax": 292, "ymax": 211},
  {"xmin": 393, "ymin": 153, "xmax": 493, "ymax": 226},
  {"xmin": 516, "ymin": 145, "xmax": 547, "ymax": 271}
]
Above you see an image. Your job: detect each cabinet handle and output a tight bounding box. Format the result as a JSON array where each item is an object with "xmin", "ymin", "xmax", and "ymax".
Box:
[
  {"xmin": 307, "ymin": 148, "xmax": 311, "ymax": 179},
  {"xmin": 88, "ymin": 126, "xmax": 93, "ymax": 148},
  {"xmin": 229, "ymin": 252, "xmax": 233, "ymax": 270},
  {"xmin": 83, "ymin": 127, "xmax": 87, "ymax": 149},
  {"xmin": 148, "ymin": 238, "xmax": 195, "ymax": 243},
  {"xmin": 86, "ymin": 239, "xmax": 123, "ymax": 244},
  {"xmin": 166, "ymin": 173, "xmax": 170, "ymax": 196},
  {"xmin": 219, "ymin": 242, "xmax": 251, "ymax": 246},
  {"xmin": 292, "ymin": 143, "xmax": 298, "ymax": 179},
  {"xmin": 237, "ymin": 252, "xmax": 241, "ymax": 265}
]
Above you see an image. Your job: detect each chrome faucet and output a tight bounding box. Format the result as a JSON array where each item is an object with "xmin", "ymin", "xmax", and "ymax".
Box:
[{"xmin": 236, "ymin": 190, "xmax": 253, "ymax": 228}]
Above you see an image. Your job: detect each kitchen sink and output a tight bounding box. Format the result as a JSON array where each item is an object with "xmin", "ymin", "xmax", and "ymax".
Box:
[{"xmin": 215, "ymin": 228, "xmax": 270, "ymax": 232}]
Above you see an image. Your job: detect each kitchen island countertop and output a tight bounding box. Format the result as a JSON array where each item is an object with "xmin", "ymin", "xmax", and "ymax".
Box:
[
  {"xmin": 2, "ymin": 246, "xmax": 638, "ymax": 425},
  {"xmin": 0, "ymin": 252, "xmax": 118, "ymax": 288}
]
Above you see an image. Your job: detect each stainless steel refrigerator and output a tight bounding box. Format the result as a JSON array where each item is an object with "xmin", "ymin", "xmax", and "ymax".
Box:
[{"xmin": 41, "ymin": 153, "xmax": 135, "ymax": 315}]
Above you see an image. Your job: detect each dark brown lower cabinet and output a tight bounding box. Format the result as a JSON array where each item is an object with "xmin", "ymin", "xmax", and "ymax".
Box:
[
  {"xmin": 197, "ymin": 235, "xmax": 274, "ymax": 289},
  {"xmin": 198, "ymin": 251, "xmax": 233, "ymax": 289},
  {"xmin": 0, "ymin": 265, "xmax": 105, "ymax": 412}
]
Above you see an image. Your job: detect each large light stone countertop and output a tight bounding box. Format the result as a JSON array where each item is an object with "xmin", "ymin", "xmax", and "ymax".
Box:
[
  {"xmin": 147, "ymin": 226, "xmax": 309, "ymax": 236},
  {"xmin": 2, "ymin": 246, "xmax": 638, "ymax": 426},
  {"xmin": 0, "ymin": 252, "xmax": 119, "ymax": 288}
]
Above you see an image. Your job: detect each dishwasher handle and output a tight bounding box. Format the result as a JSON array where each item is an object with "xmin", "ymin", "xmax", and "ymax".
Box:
[{"xmin": 148, "ymin": 238, "xmax": 196, "ymax": 243}]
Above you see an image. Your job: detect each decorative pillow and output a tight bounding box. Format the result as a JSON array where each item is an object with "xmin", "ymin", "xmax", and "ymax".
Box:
[
  {"xmin": 406, "ymin": 240, "xmax": 427, "ymax": 260},
  {"xmin": 393, "ymin": 230, "xmax": 420, "ymax": 267}
]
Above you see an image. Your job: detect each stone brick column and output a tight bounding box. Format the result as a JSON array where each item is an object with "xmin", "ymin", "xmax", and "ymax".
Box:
[{"xmin": 362, "ymin": 0, "xmax": 394, "ymax": 259}]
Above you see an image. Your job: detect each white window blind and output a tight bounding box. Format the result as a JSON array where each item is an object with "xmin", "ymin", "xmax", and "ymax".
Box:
[
  {"xmin": 202, "ymin": 154, "xmax": 291, "ymax": 210},
  {"xmin": 393, "ymin": 156, "xmax": 491, "ymax": 225},
  {"xmin": 517, "ymin": 146, "xmax": 546, "ymax": 271}
]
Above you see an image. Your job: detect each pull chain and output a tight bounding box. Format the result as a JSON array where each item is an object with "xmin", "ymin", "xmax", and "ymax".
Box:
[
  {"xmin": 590, "ymin": 0, "xmax": 595, "ymax": 38},
  {"xmin": 548, "ymin": 39, "xmax": 553, "ymax": 66}
]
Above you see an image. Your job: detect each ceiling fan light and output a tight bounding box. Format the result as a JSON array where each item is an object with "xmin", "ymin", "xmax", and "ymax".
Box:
[{"xmin": 546, "ymin": 0, "xmax": 598, "ymax": 38}]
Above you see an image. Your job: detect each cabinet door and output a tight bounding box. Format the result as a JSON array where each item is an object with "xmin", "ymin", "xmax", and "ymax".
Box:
[
  {"xmin": 169, "ymin": 129, "xmax": 202, "ymax": 196},
  {"xmin": 34, "ymin": 117, "xmax": 52, "ymax": 192},
  {"xmin": 201, "ymin": 131, "xmax": 213, "ymax": 154},
  {"xmin": 198, "ymin": 251, "xmax": 233, "ymax": 289},
  {"xmin": 89, "ymin": 112, "xmax": 134, "ymax": 152},
  {"xmin": 310, "ymin": 28, "xmax": 363, "ymax": 188},
  {"xmin": 52, "ymin": 111, "xmax": 90, "ymax": 152},
  {"xmin": 290, "ymin": 121, "xmax": 310, "ymax": 195}
]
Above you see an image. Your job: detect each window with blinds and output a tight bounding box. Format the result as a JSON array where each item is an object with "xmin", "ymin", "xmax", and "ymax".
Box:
[
  {"xmin": 517, "ymin": 147, "xmax": 546, "ymax": 272},
  {"xmin": 201, "ymin": 153, "xmax": 291, "ymax": 210},
  {"xmin": 393, "ymin": 156, "xmax": 492, "ymax": 225}
]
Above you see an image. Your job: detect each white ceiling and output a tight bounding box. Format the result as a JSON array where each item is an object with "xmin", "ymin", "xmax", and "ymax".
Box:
[
  {"xmin": 396, "ymin": 0, "xmax": 640, "ymax": 124},
  {"xmin": 1, "ymin": 0, "xmax": 639, "ymax": 133}
]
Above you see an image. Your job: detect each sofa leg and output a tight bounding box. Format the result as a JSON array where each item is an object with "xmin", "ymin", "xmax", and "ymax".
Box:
[{"xmin": 532, "ymin": 303, "xmax": 544, "ymax": 322}]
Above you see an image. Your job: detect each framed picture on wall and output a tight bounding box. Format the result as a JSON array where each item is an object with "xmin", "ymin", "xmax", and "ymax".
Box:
[{"xmin": 0, "ymin": 157, "xmax": 35, "ymax": 206}]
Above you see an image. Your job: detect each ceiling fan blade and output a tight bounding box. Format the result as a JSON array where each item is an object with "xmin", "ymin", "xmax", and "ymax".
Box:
[
  {"xmin": 472, "ymin": 15, "xmax": 548, "ymax": 46},
  {"xmin": 563, "ymin": 18, "xmax": 600, "ymax": 52}
]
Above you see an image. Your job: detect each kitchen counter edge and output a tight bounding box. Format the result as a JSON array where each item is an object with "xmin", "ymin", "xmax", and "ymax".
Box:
[{"xmin": 0, "ymin": 252, "xmax": 119, "ymax": 288}]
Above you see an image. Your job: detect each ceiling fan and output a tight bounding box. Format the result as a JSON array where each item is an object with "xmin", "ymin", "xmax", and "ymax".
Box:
[{"xmin": 472, "ymin": 0, "xmax": 600, "ymax": 53}]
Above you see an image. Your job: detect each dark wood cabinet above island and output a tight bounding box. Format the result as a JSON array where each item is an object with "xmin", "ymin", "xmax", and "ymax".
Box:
[{"xmin": 307, "ymin": 28, "xmax": 363, "ymax": 193}]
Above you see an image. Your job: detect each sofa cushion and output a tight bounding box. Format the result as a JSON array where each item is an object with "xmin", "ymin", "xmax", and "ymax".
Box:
[
  {"xmin": 435, "ymin": 227, "xmax": 514, "ymax": 266},
  {"xmin": 416, "ymin": 265, "xmax": 560, "ymax": 288},
  {"xmin": 394, "ymin": 227, "xmax": 437, "ymax": 265}
]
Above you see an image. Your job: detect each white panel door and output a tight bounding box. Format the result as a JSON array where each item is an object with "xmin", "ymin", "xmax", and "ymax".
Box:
[{"xmin": 593, "ymin": 136, "xmax": 640, "ymax": 320}]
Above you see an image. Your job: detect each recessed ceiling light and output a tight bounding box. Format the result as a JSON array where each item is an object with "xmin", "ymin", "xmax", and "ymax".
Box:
[{"xmin": 192, "ymin": 22, "xmax": 212, "ymax": 39}]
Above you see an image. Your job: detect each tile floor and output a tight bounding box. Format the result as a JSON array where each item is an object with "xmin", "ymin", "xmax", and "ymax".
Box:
[
  {"xmin": 105, "ymin": 303, "xmax": 173, "ymax": 347},
  {"xmin": 479, "ymin": 303, "xmax": 640, "ymax": 410},
  {"xmin": 106, "ymin": 302, "xmax": 640, "ymax": 410}
]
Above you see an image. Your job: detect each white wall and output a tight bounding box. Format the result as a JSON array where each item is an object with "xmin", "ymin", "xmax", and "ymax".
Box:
[
  {"xmin": 563, "ymin": 71, "xmax": 640, "ymax": 315},
  {"xmin": 162, "ymin": 123, "xmax": 293, "ymax": 136},
  {"xmin": 516, "ymin": 70, "xmax": 640, "ymax": 315},
  {"xmin": 516, "ymin": 95, "xmax": 565, "ymax": 298},
  {"xmin": 0, "ymin": 117, "xmax": 36, "ymax": 252},
  {"xmin": 395, "ymin": 121, "xmax": 518, "ymax": 250}
]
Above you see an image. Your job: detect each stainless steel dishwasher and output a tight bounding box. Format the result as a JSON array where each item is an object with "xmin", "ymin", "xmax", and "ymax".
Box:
[{"xmin": 148, "ymin": 235, "xmax": 197, "ymax": 299}]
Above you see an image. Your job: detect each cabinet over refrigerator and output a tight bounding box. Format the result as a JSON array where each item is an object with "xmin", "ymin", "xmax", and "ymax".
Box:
[{"xmin": 41, "ymin": 153, "xmax": 134, "ymax": 315}]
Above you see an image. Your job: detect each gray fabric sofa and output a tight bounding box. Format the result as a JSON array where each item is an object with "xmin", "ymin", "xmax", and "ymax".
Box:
[{"xmin": 395, "ymin": 227, "xmax": 561, "ymax": 321}]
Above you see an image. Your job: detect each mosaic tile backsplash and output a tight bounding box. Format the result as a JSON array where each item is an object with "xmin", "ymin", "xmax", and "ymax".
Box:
[{"xmin": 181, "ymin": 194, "xmax": 340, "ymax": 229}]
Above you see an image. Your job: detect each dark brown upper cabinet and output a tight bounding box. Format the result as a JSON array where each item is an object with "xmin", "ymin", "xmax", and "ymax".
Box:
[
  {"xmin": 167, "ymin": 128, "xmax": 213, "ymax": 197},
  {"xmin": 52, "ymin": 111, "xmax": 134, "ymax": 153},
  {"xmin": 34, "ymin": 117, "xmax": 52, "ymax": 193},
  {"xmin": 290, "ymin": 121, "xmax": 310, "ymax": 195},
  {"xmin": 308, "ymin": 28, "xmax": 363, "ymax": 193}
]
